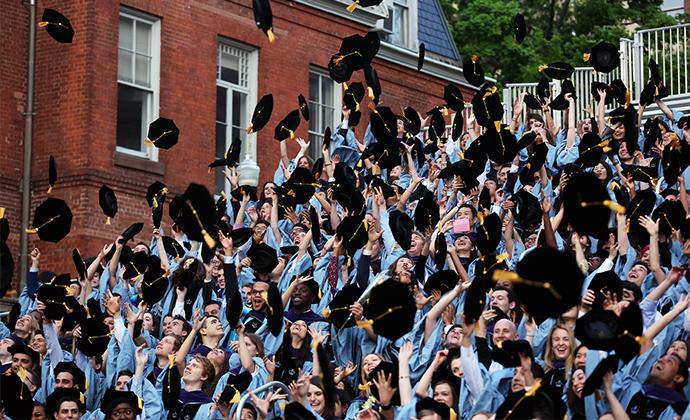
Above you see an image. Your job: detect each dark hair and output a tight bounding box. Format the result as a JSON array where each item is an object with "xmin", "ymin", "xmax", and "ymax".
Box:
[
  {"xmin": 116, "ymin": 370, "xmax": 134, "ymax": 381},
  {"xmin": 309, "ymin": 377, "xmax": 335, "ymax": 418},
  {"xmin": 458, "ymin": 203, "xmax": 478, "ymax": 218},
  {"xmin": 134, "ymin": 242, "xmax": 151, "ymax": 255},
  {"xmin": 620, "ymin": 281, "xmax": 643, "ymax": 303},
  {"xmin": 493, "ymin": 286, "xmax": 517, "ymax": 304},
  {"xmin": 672, "ymin": 355, "xmax": 689, "ymax": 389},
  {"xmin": 526, "ymin": 113, "xmax": 545, "ymax": 126},
  {"xmin": 172, "ymin": 316, "xmax": 193, "ymax": 336}
]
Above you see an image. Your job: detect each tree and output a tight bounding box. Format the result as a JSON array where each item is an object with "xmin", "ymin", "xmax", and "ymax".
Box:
[{"xmin": 440, "ymin": 0, "xmax": 679, "ymax": 86}]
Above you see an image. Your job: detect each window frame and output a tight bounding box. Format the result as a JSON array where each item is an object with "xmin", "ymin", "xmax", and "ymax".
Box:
[
  {"xmin": 215, "ymin": 38, "xmax": 258, "ymax": 195},
  {"xmin": 378, "ymin": 0, "xmax": 418, "ymax": 50},
  {"xmin": 307, "ymin": 67, "xmax": 343, "ymax": 159},
  {"xmin": 116, "ymin": 8, "xmax": 161, "ymax": 161}
]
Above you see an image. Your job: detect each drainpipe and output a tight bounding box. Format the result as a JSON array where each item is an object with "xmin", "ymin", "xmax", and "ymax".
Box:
[{"xmin": 20, "ymin": 0, "xmax": 36, "ymax": 288}]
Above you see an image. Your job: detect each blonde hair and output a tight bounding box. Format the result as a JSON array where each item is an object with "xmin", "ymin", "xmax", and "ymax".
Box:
[{"xmin": 543, "ymin": 324, "xmax": 575, "ymax": 373}]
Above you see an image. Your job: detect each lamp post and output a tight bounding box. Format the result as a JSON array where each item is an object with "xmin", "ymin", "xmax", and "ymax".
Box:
[{"xmin": 237, "ymin": 152, "xmax": 260, "ymax": 187}]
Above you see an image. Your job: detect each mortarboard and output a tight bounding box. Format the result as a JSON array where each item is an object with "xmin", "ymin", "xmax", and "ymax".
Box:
[
  {"xmin": 582, "ymin": 355, "xmax": 619, "ymax": 396},
  {"xmin": 119, "ymin": 222, "xmax": 144, "ymax": 244},
  {"xmin": 145, "ymin": 118, "xmax": 179, "ymax": 149},
  {"xmin": 444, "ymin": 83, "xmax": 465, "ymax": 112},
  {"xmin": 587, "ymin": 270, "xmax": 623, "ymax": 308},
  {"xmin": 423, "ymin": 270, "xmax": 459, "ymax": 296},
  {"xmin": 177, "ymin": 183, "xmax": 217, "ymax": 248},
  {"xmin": 141, "ymin": 255, "xmax": 169, "ymax": 305},
  {"xmin": 513, "ymin": 13, "xmax": 527, "ymax": 44},
  {"xmin": 72, "ymin": 248, "xmax": 87, "ymax": 281},
  {"xmin": 584, "ymin": 41, "xmax": 620, "ymax": 73},
  {"xmin": 492, "ymin": 339, "xmax": 533, "ymax": 367},
  {"xmin": 246, "ymin": 243, "xmax": 278, "ymax": 273},
  {"xmin": 562, "ymin": 171, "xmax": 624, "ymax": 239},
  {"xmin": 39, "ymin": 8, "xmax": 74, "ymax": 43},
  {"xmin": 274, "ymin": 110, "xmax": 301, "ymax": 141},
  {"xmin": 388, "ymin": 210, "xmax": 414, "ymax": 251},
  {"xmin": 463, "ymin": 55, "xmax": 485, "ymax": 87},
  {"xmin": 252, "ymin": 0, "xmax": 275, "ymax": 42},
  {"xmin": 493, "ymin": 247, "xmax": 584, "ymax": 324},
  {"xmin": 652, "ymin": 199, "xmax": 686, "ymax": 236},
  {"xmin": 364, "ymin": 63, "xmax": 382, "ymax": 104},
  {"xmin": 346, "ymin": 0, "xmax": 384, "ymax": 13},
  {"xmin": 361, "ymin": 280, "xmax": 416, "ymax": 340},
  {"xmin": 576, "ymin": 132, "xmax": 610, "ymax": 168},
  {"xmin": 476, "ymin": 212, "xmax": 502, "ymax": 255},
  {"xmin": 417, "ymin": 42, "xmax": 425, "ymax": 71},
  {"xmin": 402, "ymin": 106, "xmax": 421, "ymax": 135},
  {"xmin": 101, "ymin": 389, "xmax": 143, "ymax": 417},
  {"xmin": 48, "ymin": 155, "xmax": 57, "ymax": 193},
  {"xmin": 247, "ymin": 94, "xmax": 274, "ymax": 134},
  {"xmin": 538, "ymin": 62, "xmax": 574, "ymax": 80},
  {"xmin": 26, "ymin": 197, "xmax": 72, "ymax": 243},
  {"xmin": 98, "ymin": 185, "xmax": 118, "ymax": 224},
  {"xmin": 0, "ymin": 371, "xmax": 34, "ymax": 419},
  {"xmin": 217, "ymin": 371, "xmax": 253, "ymax": 405},
  {"xmin": 471, "ymin": 83, "xmax": 503, "ymax": 130},
  {"xmin": 298, "ymin": 94, "xmax": 310, "ymax": 121},
  {"xmin": 146, "ymin": 181, "xmax": 168, "ymax": 209},
  {"xmin": 343, "ymin": 82, "xmax": 365, "ymax": 112}
]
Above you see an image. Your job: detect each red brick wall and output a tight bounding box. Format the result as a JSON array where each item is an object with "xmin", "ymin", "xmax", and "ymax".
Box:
[{"xmin": 1, "ymin": 0, "xmax": 472, "ymax": 284}]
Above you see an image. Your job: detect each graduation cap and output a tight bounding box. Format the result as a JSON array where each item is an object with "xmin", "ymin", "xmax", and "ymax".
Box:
[
  {"xmin": 609, "ymin": 79, "xmax": 628, "ymax": 105},
  {"xmin": 46, "ymin": 388, "xmax": 86, "ymax": 418},
  {"xmin": 444, "ymin": 83, "xmax": 465, "ymax": 112},
  {"xmin": 364, "ymin": 64, "xmax": 382, "ymax": 104},
  {"xmin": 274, "ymin": 110, "xmax": 301, "ymax": 141},
  {"xmin": 641, "ymin": 59, "xmax": 669, "ymax": 106},
  {"xmin": 252, "ymin": 0, "xmax": 275, "ymax": 42},
  {"xmin": 36, "ymin": 283, "xmax": 70, "ymax": 319},
  {"xmin": 427, "ymin": 108, "xmax": 447, "ymax": 142},
  {"xmin": 423, "ymin": 270, "xmax": 459, "ymax": 295},
  {"xmin": 48, "ymin": 155, "xmax": 57, "ymax": 193},
  {"xmin": 652, "ymin": 199, "xmax": 686, "ymax": 236},
  {"xmin": 451, "ymin": 112, "xmax": 465, "ymax": 141},
  {"xmin": 247, "ymin": 94, "xmax": 273, "ymax": 134},
  {"xmin": 363, "ymin": 31, "xmax": 381, "ymax": 63},
  {"xmin": 677, "ymin": 115, "xmax": 690, "ymax": 130},
  {"xmin": 626, "ymin": 188, "xmax": 656, "ymax": 234},
  {"xmin": 26, "ymin": 197, "xmax": 72, "ymax": 243},
  {"xmin": 298, "ymin": 94, "xmax": 310, "ymax": 121},
  {"xmin": 121, "ymin": 250, "xmax": 148, "ymax": 282},
  {"xmin": 0, "ymin": 371, "xmax": 34, "ymax": 419},
  {"xmin": 346, "ymin": 0, "xmax": 384, "ymax": 12},
  {"xmin": 624, "ymin": 164, "xmax": 658, "ymax": 187},
  {"xmin": 463, "ymin": 55, "xmax": 485, "ymax": 87},
  {"xmin": 389, "ymin": 210, "xmax": 414, "ymax": 251},
  {"xmin": 523, "ymin": 92, "xmax": 543, "ymax": 110},
  {"xmin": 519, "ymin": 142, "xmax": 548, "ymax": 185},
  {"xmin": 119, "ymin": 222, "xmax": 144, "ymax": 244},
  {"xmin": 402, "ymin": 106, "xmax": 421, "ymax": 135},
  {"xmin": 575, "ymin": 308, "xmax": 620, "ymax": 351},
  {"xmin": 209, "ymin": 138, "xmax": 243, "ymax": 170},
  {"xmin": 476, "ymin": 212, "xmax": 502, "ymax": 255},
  {"xmin": 513, "ymin": 13, "xmax": 527, "ymax": 44},
  {"xmin": 230, "ymin": 227, "xmax": 254, "ymax": 248},
  {"xmin": 324, "ymin": 283, "xmax": 361, "ymax": 331},
  {"xmin": 417, "ymin": 42, "xmax": 425, "ymax": 71},
  {"xmin": 145, "ymin": 118, "xmax": 179, "ymax": 149},
  {"xmin": 178, "ymin": 183, "xmax": 217, "ymax": 248},
  {"xmin": 507, "ymin": 189, "xmax": 542, "ymax": 233},
  {"xmin": 361, "ymin": 280, "xmax": 416, "ymax": 339},
  {"xmin": 39, "ymin": 8, "xmax": 74, "ymax": 43},
  {"xmin": 54, "ymin": 361, "xmax": 86, "ymax": 391},
  {"xmin": 246, "ymin": 243, "xmax": 278, "ymax": 273},
  {"xmin": 584, "ymin": 41, "xmax": 620, "ymax": 73},
  {"xmin": 336, "ymin": 215, "xmax": 368, "ymax": 257},
  {"xmin": 217, "ymin": 371, "xmax": 253, "ymax": 405},
  {"xmin": 591, "ymin": 81, "xmax": 615, "ymax": 105},
  {"xmin": 141, "ymin": 255, "xmax": 168, "ymax": 305},
  {"xmin": 414, "ymin": 194, "xmax": 440, "ymax": 233},
  {"xmin": 98, "ymin": 185, "xmax": 117, "ymax": 224},
  {"xmin": 230, "ymin": 185, "xmax": 258, "ymax": 203},
  {"xmin": 582, "ymin": 355, "xmax": 619, "ymax": 396},
  {"xmin": 662, "ymin": 137, "xmax": 690, "ymax": 183},
  {"xmin": 536, "ymin": 77, "xmax": 551, "ymax": 102},
  {"xmin": 576, "ymin": 132, "xmax": 610, "ymax": 168},
  {"xmin": 562, "ymin": 171, "xmax": 624, "ymax": 240},
  {"xmin": 368, "ymin": 105, "xmax": 398, "ymax": 142},
  {"xmin": 434, "ymin": 234, "xmax": 447, "ymax": 270},
  {"xmin": 369, "ymin": 360, "xmax": 401, "ymax": 406},
  {"xmin": 309, "ymin": 206, "xmax": 322, "ymax": 246},
  {"xmin": 283, "ymin": 167, "xmax": 318, "ymax": 204},
  {"xmin": 549, "ymin": 79, "xmax": 577, "ymax": 111},
  {"xmin": 328, "ymin": 53, "xmax": 354, "ymax": 84},
  {"xmin": 463, "ymin": 265, "xmax": 492, "ymax": 323},
  {"xmin": 283, "ymin": 401, "xmax": 317, "ymax": 419},
  {"xmin": 146, "ymin": 181, "xmax": 168, "ymax": 209},
  {"xmin": 416, "ymin": 397, "xmax": 450, "ymax": 419},
  {"xmin": 471, "ymin": 84, "xmax": 503, "ymax": 130},
  {"xmin": 72, "ymin": 248, "xmax": 87, "ymax": 281},
  {"xmin": 538, "ymin": 62, "xmax": 574, "ymax": 80},
  {"xmin": 8, "ymin": 344, "xmax": 40, "ymax": 366},
  {"xmin": 492, "ymin": 339, "xmax": 533, "ymax": 368},
  {"xmin": 493, "ymin": 247, "xmax": 584, "ymax": 323},
  {"xmin": 343, "ymin": 82, "xmax": 365, "ymax": 112},
  {"xmin": 614, "ymin": 303, "xmax": 644, "ymax": 363},
  {"xmin": 587, "ymin": 270, "xmax": 623, "ymax": 308},
  {"xmin": 481, "ymin": 125, "xmax": 520, "ymax": 164},
  {"xmin": 101, "ymin": 389, "xmax": 143, "ymax": 417}
]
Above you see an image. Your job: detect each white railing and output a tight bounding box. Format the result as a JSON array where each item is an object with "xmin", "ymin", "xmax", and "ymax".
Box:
[{"xmin": 637, "ymin": 24, "xmax": 690, "ymax": 99}]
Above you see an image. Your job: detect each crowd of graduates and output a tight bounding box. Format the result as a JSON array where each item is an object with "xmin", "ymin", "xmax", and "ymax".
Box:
[{"xmin": 6, "ymin": 7, "xmax": 690, "ymax": 420}]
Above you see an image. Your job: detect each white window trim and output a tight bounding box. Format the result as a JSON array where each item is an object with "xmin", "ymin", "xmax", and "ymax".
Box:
[
  {"xmin": 307, "ymin": 67, "xmax": 343, "ymax": 159},
  {"xmin": 377, "ymin": 0, "xmax": 418, "ymax": 51},
  {"xmin": 116, "ymin": 7, "xmax": 161, "ymax": 161},
  {"xmin": 216, "ymin": 38, "xmax": 258, "ymax": 194}
]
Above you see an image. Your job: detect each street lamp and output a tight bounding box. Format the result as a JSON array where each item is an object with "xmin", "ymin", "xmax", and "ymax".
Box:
[{"xmin": 237, "ymin": 152, "xmax": 260, "ymax": 187}]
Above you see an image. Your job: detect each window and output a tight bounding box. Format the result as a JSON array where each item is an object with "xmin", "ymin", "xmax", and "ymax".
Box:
[
  {"xmin": 117, "ymin": 9, "xmax": 160, "ymax": 158},
  {"xmin": 216, "ymin": 41, "xmax": 257, "ymax": 195},
  {"xmin": 308, "ymin": 68, "xmax": 342, "ymax": 159},
  {"xmin": 379, "ymin": 0, "xmax": 410, "ymax": 47}
]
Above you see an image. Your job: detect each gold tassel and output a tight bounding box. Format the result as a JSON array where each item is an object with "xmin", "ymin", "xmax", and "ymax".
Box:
[
  {"xmin": 625, "ymin": 89, "xmax": 631, "ymax": 108},
  {"xmin": 346, "ymin": 0, "xmax": 359, "ymax": 12},
  {"xmin": 538, "ymin": 64, "xmax": 548, "ymax": 73},
  {"xmin": 580, "ymin": 199, "xmax": 626, "ymax": 214},
  {"xmin": 246, "ymin": 123, "xmax": 254, "ymax": 134},
  {"xmin": 106, "ymin": 216, "xmax": 111, "ymax": 225},
  {"xmin": 367, "ymin": 87, "xmax": 375, "ymax": 101},
  {"xmin": 356, "ymin": 319, "xmax": 373, "ymax": 328},
  {"xmin": 322, "ymin": 309, "xmax": 331, "ymax": 318},
  {"xmin": 368, "ymin": 102, "xmax": 377, "ymax": 113},
  {"xmin": 583, "ymin": 53, "xmax": 591, "ymax": 62},
  {"xmin": 0, "ymin": 207, "xmax": 4, "ymax": 219},
  {"xmin": 267, "ymin": 28, "xmax": 276, "ymax": 43},
  {"xmin": 25, "ymin": 228, "xmax": 38, "ymax": 234},
  {"xmin": 450, "ymin": 409, "xmax": 457, "ymax": 420},
  {"xmin": 494, "ymin": 121, "xmax": 501, "ymax": 133},
  {"xmin": 47, "ymin": 185, "xmax": 53, "ymax": 194}
]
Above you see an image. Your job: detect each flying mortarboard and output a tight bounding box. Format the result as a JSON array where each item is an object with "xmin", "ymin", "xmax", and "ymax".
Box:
[
  {"xmin": 98, "ymin": 185, "xmax": 117, "ymax": 224},
  {"xmin": 417, "ymin": 42, "xmax": 425, "ymax": 71},
  {"xmin": 492, "ymin": 339, "xmax": 533, "ymax": 367},
  {"xmin": 364, "ymin": 64, "xmax": 382, "ymax": 104},
  {"xmin": 562, "ymin": 171, "xmax": 624, "ymax": 240},
  {"xmin": 345, "ymin": 0, "xmax": 384, "ymax": 13},
  {"xmin": 582, "ymin": 355, "xmax": 619, "ymax": 396},
  {"xmin": 141, "ymin": 255, "xmax": 169, "ymax": 305},
  {"xmin": 444, "ymin": 83, "xmax": 465, "ymax": 112},
  {"xmin": 177, "ymin": 183, "xmax": 217, "ymax": 248},
  {"xmin": 388, "ymin": 210, "xmax": 414, "ymax": 251},
  {"xmin": 360, "ymin": 280, "xmax": 416, "ymax": 340},
  {"xmin": 48, "ymin": 155, "xmax": 57, "ymax": 193},
  {"xmin": 274, "ymin": 110, "xmax": 301, "ymax": 141},
  {"xmin": 247, "ymin": 94, "xmax": 274, "ymax": 134},
  {"xmin": 145, "ymin": 118, "xmax": 179, "ymax": 149},
  {"xmin": 513, "ymin": 13, "xmax": 527, "ymax": 44},
  {"xmin": 39, "ymin": 8, "xmax": 74, "ymax": 43},
  {"xmin": 217, "ymin": 371, "xmax": 253, "ymax": 405},
  {"xmin": 75, "ymin": 317, "xmax": 112, "ymax": 357},
  {"xmin": 26, "ymin": 197, "xmax": 73, "ymax": 243},
  {"xmin": 343, "ymin": 82, "xmax": 365, "ymax": 112},
  {"xmin": 584, "ymin": 41, "xmax": 620, "ymax": 73},
  {"xmin": 423, "ymin": 270, "xmax": 459, "ymax": 296},
  {"xmin": 72, "ymin": 248, "xmax": 87, "ymax": 281},
  {"xmin": 538, "ymin": 62, "xmax": 574, "ymax": 80},
  {"xmin": 298, "ymin": 94, "xmax": 310, "ymax": 121},
  {"xmin": 0, "ymin": 371, "xmax": 34, "ymax": 419},
  {"xmin": 246, "ymin": 243, "xmax": 278, "ymax": 273},
  {"xmin": 587, "ymin": 270, "xmax": 623, "ymax": 308},
  {"xmin": 252, "ymin": 0, "xmax": 276, "ymax": 42},
  {"xmin": 463, "ymin": 55, "xmax": 485, "ymax": 87}
]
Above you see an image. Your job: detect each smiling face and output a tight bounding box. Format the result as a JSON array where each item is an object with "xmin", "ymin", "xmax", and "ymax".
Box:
[
  {"xmin": 627, "ymin": 263, "xmax": 648, "ymax": 286},
  {"xmin": 551, "ymin": 327, "xmax": 571, "ymax": 361},
  {"xmin": 308, "ymin": 384, "xmax": 325, "ymax": 414},
  {"xmin": 250, "ymin": 282, "xmax": 269, "ymax": 311},
  {"xmin": 667, "ymin": 340, "xmax": 688, "ymax": 363},
  {"xmin": 492, "ymin": 319, "xmax": 517, "ymax": 346},
  {"xmin": 490, "ymin": 290, "xmax": 514, "ymax": 314},
  {"xmin": 650, "ymin": 355, "xmax": 684, "ymax": 388},
  {"xmin": 575, "ymin": 346, "xmax": 587, "ymax": 369},
  {"xmin": 593, "ymin": 163, "xmax": 608, "ymax": 181},
  {"xmin": 362, "ymin": 354, "xmax": 382, "ymax": 378},
  {"xmin": 445, "ymin": 326, "xmax": 463, "ymax": 349},
  {"xmin": 571, "ymin": 368, "xmax": 586, "ymax": 398},
  {"xmin": 432, "ymin": 382, "xmax": 454, "ymax": 408}
]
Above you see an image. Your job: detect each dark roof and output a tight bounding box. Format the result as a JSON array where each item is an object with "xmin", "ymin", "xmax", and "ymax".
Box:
[{"xmin": 417, "ymin": 0, "xmax": 460, "ymax": 61}]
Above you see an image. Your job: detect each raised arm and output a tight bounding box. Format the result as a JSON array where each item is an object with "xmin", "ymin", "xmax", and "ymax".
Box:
[
  {"xmin": 269, "ymin": 192, "xmax": 283, "ymax": 246},
  {"xmin": 596, "ymin": 89, "xmax": 608, "ymax": 136},
  {"xmin": 639, "ymin": 216, "xmax": 666, "ymax": 284},
  {"xmin": 397, "ymin": 341, "xmax": 414, "ymax": 406},
  {"xmin": 236, "ymin": 323, "xmax": 256, "ymax": 372},
  {"xmin": 565, "ymin": 94, "xmax": 577, "ymax": 149},
  {"xmin": 86, "ymin": 244, "xmax": 111, "ymax": 285},
  {"xmin": 423, "ymin": 283, "xmax": 467, "ymax": 344},
  {"xmin": 616, "ymin": 213, "xmax": 630, "ymax": 256},
  {"xmin": 153, "ymin": 228, "xmax": 170, "ymax": 274},
  {"xmin": 176, "ymin": 310, "xmax": 204, "ymax": 374},
  {"xmin": 109, "ymin": 236, "xmax": 125, "ymax": 290},
  {"xmin": 655, "ymin": 98, "xmax": 675, "ymax": 121}
]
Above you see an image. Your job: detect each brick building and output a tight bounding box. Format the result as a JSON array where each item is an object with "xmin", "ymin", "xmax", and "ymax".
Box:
[{"xmin": 1, "ymin": 0, "xmax": 476, "ymax": 286}]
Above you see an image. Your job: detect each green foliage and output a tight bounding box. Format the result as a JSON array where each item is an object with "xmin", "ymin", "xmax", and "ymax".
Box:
[{"xmin": 440, "ymin": 0, "xmax": 681, "ymax": 86}]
